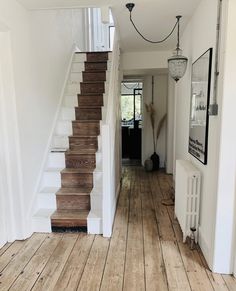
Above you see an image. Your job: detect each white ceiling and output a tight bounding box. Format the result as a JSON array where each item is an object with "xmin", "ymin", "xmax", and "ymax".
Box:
[{"xmin": 17, "ymin": 0, "xmax": 201, "ymax": 52}]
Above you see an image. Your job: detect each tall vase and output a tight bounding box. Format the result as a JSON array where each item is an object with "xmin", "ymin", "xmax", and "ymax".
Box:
[
  {"xmin": 150, "ymin": 152, "xmax": 160, "ymax": 171},
  {"xmin": 144, "ymin": 158, "xmax": 153, "ymax": 172}
]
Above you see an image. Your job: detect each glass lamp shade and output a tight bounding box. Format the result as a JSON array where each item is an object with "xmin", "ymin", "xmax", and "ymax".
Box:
[{"xmin": 168, "ymin": 50, "xmax": 188, "ymax": 82}]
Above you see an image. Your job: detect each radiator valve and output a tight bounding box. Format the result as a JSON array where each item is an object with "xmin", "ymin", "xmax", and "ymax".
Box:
[{"xmin": 190, "ymin": 227, "xmax": 196, "ymax": 250}]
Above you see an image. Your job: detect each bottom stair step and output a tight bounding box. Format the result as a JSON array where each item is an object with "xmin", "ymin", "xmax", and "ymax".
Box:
[{"xmin": 51, "ymin": 209, "xmax": 89, "ymax": 227}]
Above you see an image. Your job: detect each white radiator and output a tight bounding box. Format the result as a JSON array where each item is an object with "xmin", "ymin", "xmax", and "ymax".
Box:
[{"xmin": 175, "ymin": 160, "xmax": 201, "ymax": 243}]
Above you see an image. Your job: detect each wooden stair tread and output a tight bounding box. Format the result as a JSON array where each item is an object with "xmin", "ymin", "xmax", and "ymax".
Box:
[
  {"xmin": 66, "ymin": 149, "xmax": 97, "ymax": 155},
  {"xmin": 84, "ymin": 61, "xmax": 108, "ymax": 63},
  {"xmin": 76, "ymin": 105, "xmax": 102, "ymax": 109},
  {"xmin": 69, "ymin": 135, "xmax": 98, "ymax": 138},
  {"xmin": 56, "ymin": 187, "xmax": 92, "ymax": 196},
  {"xmin": 82, "ymin": 70, "xmax": 106, "ymax": 73},
  {"xmin": 77, "ymin": 93, "xmax": 103, "ymax": 96},
  {"xmin": 61, "ymin": 168, "xmax": 94, "ymax": 174},
  {"xmin": 81, "ymin": 81, "xmax": 106, "ymax": 84},
  {"xmin": 72, "ymin": 120, "xmax": 99, "ymax": 123}
]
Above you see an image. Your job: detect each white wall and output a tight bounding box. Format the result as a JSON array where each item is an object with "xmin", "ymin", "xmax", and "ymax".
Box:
[
  {"xmin": 212, "ymin": 0, "xmax": 236, "ymax": 274},
  {"xmin": 0, "ymin": 0, "xmax": 87, "ymax": 239},
  {"xmin": 166, "ymin": 76, "xmax": 175, "ymax": 174},
  {"xmin": 142, "ymin": 75, "xmax": 168, "ymax": 167},
  {"xmin": 25, "ymin": 9, "xmax": 86, "ymax": 223},
  {"xmin": 122, "ymin": 50, "xmax": 170, "ymax": 72},
  {"xmin": 0, "ymin": 0, "xmax": 34, "ymax": 240},
  {"xmin": 173, "ymin": 0, "xmax": 236, "ymax": 273}
]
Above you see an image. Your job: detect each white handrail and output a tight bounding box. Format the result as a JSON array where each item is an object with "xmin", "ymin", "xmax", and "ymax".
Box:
[{"xmin": 102, "ymin": 32, "xmax": 121, "ymax": 237}]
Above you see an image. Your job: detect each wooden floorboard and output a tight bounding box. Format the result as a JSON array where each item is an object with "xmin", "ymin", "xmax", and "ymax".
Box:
[
  {"xmin": 0, "ymin": 243, "xmax": 12, "ymax": 257},
  {"xmin": 100, "ymin": 207, "xmax": 129, "ymax": 291},
  {"xmin": 0, "ymin": 233, "xmax": 46, "ymax": 290},
  {"xmin": 123, "ymin": 168, "xmax": 145, "ymax": 291},
  {"xmin": 54, "ymin": 233, "xmax": 94, "ymax": 291},
  {"xmin": 77, "ymin": 235, "xmax": 110, "ymax": 291},
  {"xmin": 0, "ymin": 240, "xmax": 27, "ymax": 273},
  {"xmin": 32, "ymin": 234, "xmax": 78, "ymax": 291},
  {"xmin": 10, "ymin": 233, "xmax": 62, "ymax": 291},
  {"xmin": 0, "ymin": 166, "xmax": 235, "ymax": 291}
]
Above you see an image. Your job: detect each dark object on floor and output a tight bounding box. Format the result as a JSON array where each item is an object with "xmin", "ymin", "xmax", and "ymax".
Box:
[
  {"xmin": 52, "ymin": 226, "xmax": 87, "ymax": 233},
  {"xmin": 144, "ymin": 158, "xmax": 153, "ymax": 171},
  {"xmin": 150, "ymin": 152, "xmax": 160, "ymax": 170}
]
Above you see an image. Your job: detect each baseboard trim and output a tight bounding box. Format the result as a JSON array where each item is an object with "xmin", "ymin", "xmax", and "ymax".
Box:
[{"xmin": 198, "ymin": 226, "xmax": 213, "ymax": 270}]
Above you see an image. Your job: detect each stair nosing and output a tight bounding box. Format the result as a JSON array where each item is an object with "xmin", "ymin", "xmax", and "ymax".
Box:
[
  {"xmin": 61, "ymin": 168, "xmax": 95, "ymax": 174},
  {"xmin": 56, "ymin": 188, "xmax": 92, "ymax": 196},
  {"xmin": 75, "ymin": 106, "xmax": 102, "ymax": 109},
  {"xmin": 77, "ymin": 93, "xmax": 104, "ymax": 96},
  {"xmin": 84, "ymin": 60, "xmax": 108, "ymax": 63},
  {"xmin": 82, "ymin": 70, "xmax": 107, "ymax": 73},
  {"xmin": 69, "ymin": 135, "xmax": 98, "ymax": 138},
  {"xmin": 72, "ymin": 120, "xmax": 100, "ymax": 123},
  {"xmin": 80, "ymin": 81, "xmax": 106, "ymax": 84},
  {"xmin": 66, "ymin": 149, "xmax": 96, "ymax": 154}
]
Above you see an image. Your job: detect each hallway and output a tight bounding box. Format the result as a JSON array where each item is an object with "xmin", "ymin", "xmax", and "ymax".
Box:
[{"xmin": 0, "ymin": 167, "xmax": 235, "ymax": 290}]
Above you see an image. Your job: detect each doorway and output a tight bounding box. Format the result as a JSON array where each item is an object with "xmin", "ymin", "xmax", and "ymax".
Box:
[{"xmin": 121, "ymin": 81, "xmax": 142, "ymax": 166}]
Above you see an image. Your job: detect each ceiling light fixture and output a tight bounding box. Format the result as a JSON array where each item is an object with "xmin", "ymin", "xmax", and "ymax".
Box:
[{"xmin": 126, "ymin": 3, "xmax": 188, "ymax": 82}]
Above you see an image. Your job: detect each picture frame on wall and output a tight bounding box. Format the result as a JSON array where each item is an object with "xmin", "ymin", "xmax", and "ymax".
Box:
[{"xmin": 188, "ymin": 48, "xmax": 213, "ymax": 165}]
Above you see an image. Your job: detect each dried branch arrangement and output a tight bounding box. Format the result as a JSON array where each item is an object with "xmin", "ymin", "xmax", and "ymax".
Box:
[{"xmin": 145, "ymin": 102, "xmax": 167, "ymax": 153}]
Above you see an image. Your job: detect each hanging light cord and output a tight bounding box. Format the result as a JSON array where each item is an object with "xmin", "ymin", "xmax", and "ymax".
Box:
[{"xmin": 128, "ymin": 10, "xmax": 179, "ymax": 44}]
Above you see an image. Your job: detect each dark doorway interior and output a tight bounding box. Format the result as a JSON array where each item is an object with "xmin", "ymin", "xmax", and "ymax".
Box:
[{"xmin": 121, "ymin": 82, "xmax": 142, "ymax": 165}]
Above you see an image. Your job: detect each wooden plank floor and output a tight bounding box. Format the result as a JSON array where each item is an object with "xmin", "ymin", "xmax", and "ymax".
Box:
[{"xmin": 0, "ymin": 166, "xmax": 236, "ymax": 291}]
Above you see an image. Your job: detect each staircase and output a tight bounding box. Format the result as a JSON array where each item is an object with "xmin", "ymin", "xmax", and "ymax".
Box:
[{"xmin": 32, "ymin": 51, "xmax": 111, "ymax": 233}]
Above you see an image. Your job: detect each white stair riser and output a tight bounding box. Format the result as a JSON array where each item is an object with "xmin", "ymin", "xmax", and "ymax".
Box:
[
  {"xmin": 102, "ymin": 107, "xmax": 107, "ymax": 122},
  {"xmin": 107, "ymin": 61, "xmax": 112, "ymax": 71},
  {"xmin": 93, "ymin": 171, "xmax": 103, "ymax": 188},
  {"xmin": 42, "ymin": 172, "xmax": 61, "ymax": 188},
  {"xmin": 70, "ymin": 72, "xmax": 82, "ymax": 83},
  {"xmin": 38, "ymin": 193, "xmax": 56, "ymax": 209},
  {"xmin": 97, "ymin": 135, "xmax": 102, "ymax": 151},
  {"xmin": 61, "ymin": 107, "xmax": 75, "ymax": 121},
  {"xmin": 73, "ymin": 54, "xmax": 86, "ymax": 62},
  {"xmin": 87, "ymin": 216, "xmax": 102, "ymax": 234},
  {"xmin": 71, "ymin": 62, "xmax": 85, "ymax": 73},
  {"xmin": 55, "ymin": 121, "xmax": 72, "ymax": 135},
  {"xmin": 104, "ymin": 82, "xmax": 109, "ymax": 93},
  {"xmin": 64, "ymin": 95, "xmax": 78, "ymax": 107},
  {"xmin": 90, "ymin": 194, "xmax": 102, "ymax": 210},
  {"xmin": 47, "ymin": 152, "xmax": 65, "ymax": 168},
  {"xmin": 103, "ymin": 93, "xmax": 109, "ymax": 108},
  {"xmin": 52, "ymin": 135, "xmax": 69, "ymax": 149},
  {"xmin": 66, "ymin": 84, "xmax": 81, "ymax": 95},
  {"xmin": 32, "ymin": 217, "xmax": 52, "ymax": 233},
  {"xmin": 96, "ymin": 152, "xmax": 102, "ymax": 170}
]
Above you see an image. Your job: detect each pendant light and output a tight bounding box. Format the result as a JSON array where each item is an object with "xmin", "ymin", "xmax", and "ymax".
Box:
[
  {"xmin": 126, "ymin": 3, "xmax": 188, "ymax": 82},
  {"xmin": 168, "ymin": 16, "xmax": 188, "ymax": 82}
]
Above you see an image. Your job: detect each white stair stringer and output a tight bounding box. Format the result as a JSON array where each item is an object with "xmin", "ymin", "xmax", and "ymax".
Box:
[
  {"xmin": 87, "ymin": 168, "xmax": 103, "ymax": 234},
  {"xmin": 32, "ymin": 52, "xmax": 86, "ymax": 233}
]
